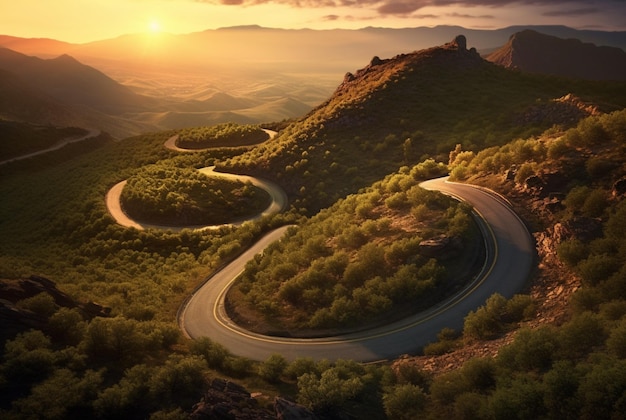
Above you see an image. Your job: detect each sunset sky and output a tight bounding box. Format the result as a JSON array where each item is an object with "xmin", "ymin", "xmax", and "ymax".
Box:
[{"xmin": 2, "ymin": 0, "xmax": 625, "ymax": 43}]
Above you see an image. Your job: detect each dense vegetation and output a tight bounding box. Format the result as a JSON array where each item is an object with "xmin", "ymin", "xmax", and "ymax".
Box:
[
  {"xmin": 120, "ymin": 165, "xmax": 271, "ymax": 226},
  {"xmin": 0, "ymin": 121, "xmax": 87, "ymax": 161},
  {"xmin": 2, "ymin": 40, "xmax": 626, "ymax": 418},
  {"xmin": 175, "ymin": 123, "xmax": 268, "ymax": 149},
  {"xmin": 228, "ymin": 160, "xmax": 480, "ymax": 333},
  {"xmin": 415, "ymin": 109, "xmax": 626, "ymax": 419},
  {"xmin": 224, "ymin": 45, "xmax": 626, "ymax": 213}
]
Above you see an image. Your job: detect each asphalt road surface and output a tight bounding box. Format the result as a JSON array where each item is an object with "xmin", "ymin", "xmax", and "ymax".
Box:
[
  {"xmin": 0, "ymin": 129, "xmax": 101, "ymax": 166},
  {"xmin": 105, "ymin": 166, "xmax": 287, "ymax": 231},
  {"xmin": 180, "ymin": 177, "xmax": 535, "ymax": 362}
]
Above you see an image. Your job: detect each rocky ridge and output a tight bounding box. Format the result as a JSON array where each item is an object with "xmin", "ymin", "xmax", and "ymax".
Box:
[{"xmin": 487, "ymin": 29, "xmax": 626, "ymax": 80}]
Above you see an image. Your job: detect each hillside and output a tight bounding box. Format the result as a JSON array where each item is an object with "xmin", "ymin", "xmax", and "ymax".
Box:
[
  {"xmin": 0, "ymin": 48, "xmax": 158, "ymax": 114},
  {"xmin": 487, "ymin": 29, "xmax": 626, "ymax": 80},
  {"xmin": 1, "ymin": 25, "xmax": 623, "ymax": 139},
  {"xmin": 2, "ymin": 35, "xmax": 626, "ymax": 419},
  {"xmin": 224, "ymin": 35, "xmax": 626, "ymax": 213}
]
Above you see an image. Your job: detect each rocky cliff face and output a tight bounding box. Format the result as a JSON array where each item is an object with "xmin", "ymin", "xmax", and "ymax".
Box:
[{"xmin": 487, "ymin": 29, "xmax": 626, "ymax": 81}]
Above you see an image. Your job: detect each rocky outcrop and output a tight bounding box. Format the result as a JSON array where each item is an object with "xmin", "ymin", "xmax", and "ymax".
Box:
[
  {"xmin": 191, "ymin": 378, "xmax": 316, "ymax": 420},
  {"xmin": 191, "ymin": 378, "xmax": 274, "ymax": 420},
  {"xmin": 419, "ymin": 235, "xmax": 462, "ymax": 258},
  {"xmin": 516, "ymin": 93, "xmax": 599, "ymax": 127},
  {"xmin": 0, "ymin": 275, "xmax": 111, "ymax": 342}
]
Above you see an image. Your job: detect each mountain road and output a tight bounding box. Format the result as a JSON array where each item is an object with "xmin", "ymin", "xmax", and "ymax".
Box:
[{"xmin": 180, "ymin": 176, "xmax": 535, "ymax": 362}]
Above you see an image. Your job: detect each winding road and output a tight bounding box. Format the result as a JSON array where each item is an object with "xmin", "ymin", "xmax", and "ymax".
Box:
[
  {"xmin": 106, "ymin": 129, "xmax": 283, "ymax": 231},
  {"xmin": 180, "ymin": 177, "xmax": 535, "ymax": 362},
  {"xmin": 106, "ymin": 167, "xmax": 287, "ymax": 231},
  {"xmin": 0, "ymin": 128, "xmax": 101, "ymax": 166},
  {"xmin": 164, "ymin": 129, "xmax": 277, "ymax": 152}
]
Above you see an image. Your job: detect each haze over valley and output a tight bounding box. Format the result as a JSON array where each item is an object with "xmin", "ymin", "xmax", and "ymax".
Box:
[
  {"xmin": 3, "ymin": 4, "xmax": 626, "ymax": 418},
  {"xmin": 2, "ymin": 25, "xmax": 625, "ymax": 138}
]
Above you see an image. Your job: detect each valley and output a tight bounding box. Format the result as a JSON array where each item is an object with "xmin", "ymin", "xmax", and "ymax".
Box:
[{"xmin": 2, "ymin": 28, "xmax": 626, "ymax": 419}]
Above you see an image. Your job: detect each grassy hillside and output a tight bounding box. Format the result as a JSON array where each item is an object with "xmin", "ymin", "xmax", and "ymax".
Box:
[
  {"xmin": 2, "ymin": 37, "xmax": 626, "ymax": 418},
  {"xmin": 225, "ymin": 38, "xmax": 626, "ymax": 213}
]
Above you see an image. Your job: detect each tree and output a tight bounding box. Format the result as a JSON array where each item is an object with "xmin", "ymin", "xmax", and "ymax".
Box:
[
  {"xmin": 488, "ymin": 374, "xmax": 545, "ymax": 420},
  {"xmin": 557, "ymin": 312, "xmax": 607, "ymax": 360},
  {"xmin": 297, "ymin": 368, "xmax": 364, "ymax": 411},
  {"xmin": 148, "ymin": 355, "xmax": 208, "ymax": 408},
  {"xmin": 383, "ymin": 384, "xmax": 426, "ymax": 420},
  {"xmin": 543, "ymin": 361, "xmax": 583, "ymax": 419},
  {"xmin": 578, "ymin": 357, "xmax": 626, "ymax": 420},
  {"xmin": 1, "ymin": 330, "xmax": 56, "ymax": 381},
  {"xmin": 189, "ymin": 337, "xmax": 230, "ymax": 370},
  {"xmin": 10, "ymin": 369, "xmax": 103, "ymax": 420},
  {"xmin": 258, "ymin": 353, "xmax": 288, "ymax": 383},
  {"xmin": 606, "ymin": 318, "xmax": 626, "ymax": 358},
  {"xmin": 463, "ymin": 294, "xmax": 507, "ymax": 340},
  {"xmin": 497, "ymin": 326, "xmax": 558, "ymax": 372}
]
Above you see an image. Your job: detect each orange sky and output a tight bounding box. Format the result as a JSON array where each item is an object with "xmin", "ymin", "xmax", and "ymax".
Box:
[{"xmin": 1, "ymin": 0, "xmax": 625, "ymax": 43}]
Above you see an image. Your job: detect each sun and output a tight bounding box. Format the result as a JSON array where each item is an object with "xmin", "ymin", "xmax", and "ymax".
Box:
[{"xmin": 149, "ymin": 20, "xmax": 162, "ymax": 33}]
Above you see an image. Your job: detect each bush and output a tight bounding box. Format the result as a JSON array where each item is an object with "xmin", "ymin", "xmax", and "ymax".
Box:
[
  {"xmin": 496, "ymin": 327, "xmax": 558, "ymax": 372},
  {"xmin": 557, "ymin": 239, "xmax": 588, "ymax": 267},
  {"xmin": 463, "ymin": 293, "xmax": 532, "ymax": 340},
  {"xmin": 577, "ymin": 254, "xmax": 620, "ymax": 287},
  {"xmin": 542, "ymin": 361, "xmax": 583, "ymax": 419},
  {"xmin": 606, "ymin": 318, "xmax": 626, "ymax": 358},
  {"xmin": 557, "ymin": 312, "xmax": 607, "ymax": 360},
  {"xmin": 297, "ymin": 368, "xmax": 364, "ymax": 411},
  {"xmin": 489, "ymin": 374, "xmax": 546, "ymax": 419},
  {"xmin": 10, "ymin": 368, "xmax": 103, "ymax": 419},
  {"xmin": 189, "ymin": 337, "xmax": 230, "ymax": 370},
  {"xmin": 16, "ymin": 293, "xmax": 58, "ymax": 319},
  {"xmin": 176, "ymin": 123, "xmax": 267, "ymax": 149},
  {"xmin": 257, "ymin": 353, "xmax": 288, "ymax": 383},
  {"xmin": 383, "ymin": 384, "xmax": 426, "ymax": 420}
]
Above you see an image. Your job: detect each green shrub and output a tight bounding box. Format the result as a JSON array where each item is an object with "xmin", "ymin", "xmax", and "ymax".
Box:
[
  {"xmin": 577, "ymin": 254, "xmax": 620, "ymax": 286},
  {"xmin": 16, "ymin": 293, "xmax": 58, "ymax": 319},
  {"xmin": 557, "ymin": 239, "xmax": 588, "ymax": 267},
  {"xmin": 557, "ymin": 312, "xmax": 607, "ymax": 360},
  {"xmin": 497, "ymin": 327, "xmax": 558, "ymax": 372},
  {"xmin": 607, "ymin": 318, "xmax": 626, "ymax": 358},
  {"xmin": 383, "ymin": 384, "xmax": 426, "ymax": 420},
  {"xmin": 257, "ymin": 353, "xmax": 288, "ymax": 383}
]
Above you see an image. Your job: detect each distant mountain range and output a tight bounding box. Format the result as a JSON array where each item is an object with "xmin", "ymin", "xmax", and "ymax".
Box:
[
  {"xmin": 487, "ymin": 30, "xmax": 626, "ymax": 81},
  {"xmin": 0, "ymin": 48, "xmax": 156, "ymax": 114},
  {"xmin": 0, "ymin": 25, "xmax": 625, "ymax": 138}
]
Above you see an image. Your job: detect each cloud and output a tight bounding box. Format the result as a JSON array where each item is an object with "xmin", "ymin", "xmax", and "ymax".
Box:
[
  {"xmin": 447, "ymin": 12, "xmax": 495, "ymax": 19},
  {"xmin": 194, "ymin": 0, "xmax": 621, "ymax": 22},
  {"xmin": 542, "ymin": 7, "xmax": 599, "ymax": 17}
]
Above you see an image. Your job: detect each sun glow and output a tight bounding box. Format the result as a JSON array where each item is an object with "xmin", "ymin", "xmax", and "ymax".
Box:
[{"xmin": 149, "ymin": 20, "xmax": 162, "ymax": 33}]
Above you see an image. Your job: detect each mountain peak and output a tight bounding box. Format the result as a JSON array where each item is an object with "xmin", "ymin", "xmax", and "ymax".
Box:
[
  {"xmin": 340, "ymin": 35, "xmax": 480, "ymax": 88},
  {"xmin": 53, "ymin": 53, "xmax": 78, "ymax": 61},
  {"xmin": 487, "ymin": 30, "xmax": 626, "ymax": 81}
]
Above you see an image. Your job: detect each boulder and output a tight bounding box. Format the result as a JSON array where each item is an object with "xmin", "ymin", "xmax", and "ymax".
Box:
[
  {"xmin": 190, "ymin": 378, "xmax": 274, "ymax": 420},
  {"xmin": 419, "ymin": 235, "xmax": 461, "ymax": 258}
]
